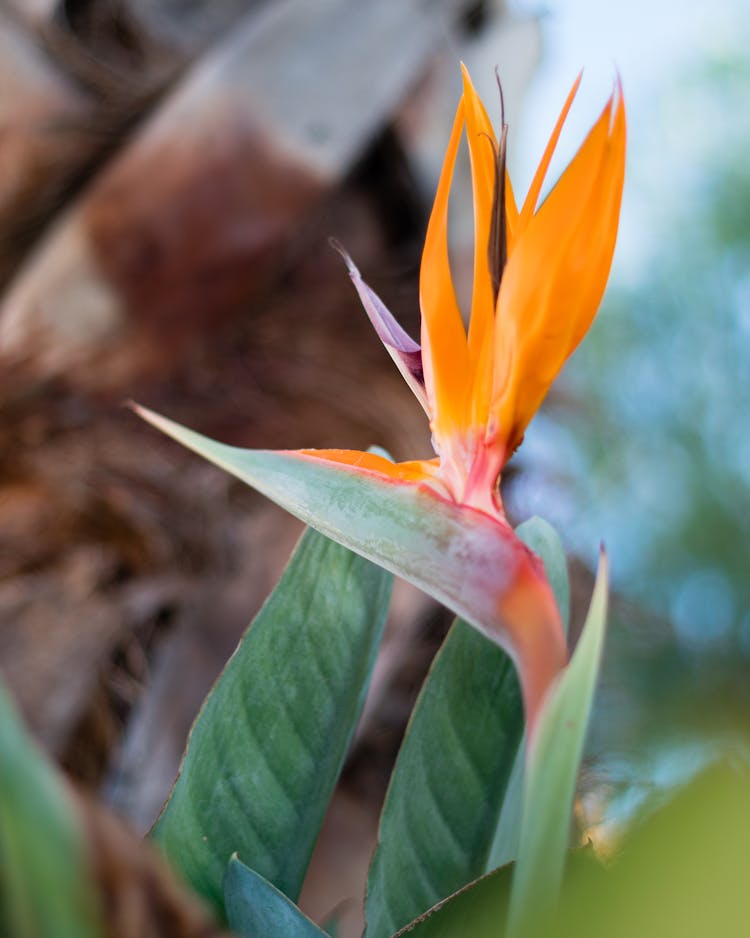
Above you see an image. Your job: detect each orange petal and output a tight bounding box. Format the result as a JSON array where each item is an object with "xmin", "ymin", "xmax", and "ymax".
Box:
[
  {"xmin": 419, "ymin": 98, "xmax": 471, "ymax": 444},
  {"xmin": 492, "ymin": 82, "xmax": 626, "ymax": 455},
  {"xmin": 566, "ymin": 82, "xmax": 626, "ymax": 349}
]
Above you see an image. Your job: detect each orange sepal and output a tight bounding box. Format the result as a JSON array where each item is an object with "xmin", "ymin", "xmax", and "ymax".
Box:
[
  {"xmin": 491, "ymin": 80, "xmax": 626, "ymax": 456},
  {"xmin": 419, "ymin": 98, "xmax": 471, "ymax": 445}
]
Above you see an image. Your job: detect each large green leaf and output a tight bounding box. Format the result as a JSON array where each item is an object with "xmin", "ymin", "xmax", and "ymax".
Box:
[
  {"xmin": 507, "ymin": 551, "xmax": 609, "ymax": 936},
  {"xmin": 151, "ymin": 528, "xmax": 392, "ymax": 915},
  {"xmin": 0, "ymin": 682, "xmax": 102, "ymax": 938},
  {"xmin": 363, "ymin": 517, "xmax": 569, "ymax": 938},
  {"xmin": 363, "ymin": 619, "xmax": 523, "ymax": 938},
  {"xmin": 224, "ymin": 855, "xmax": 329, "ymax": 937}
]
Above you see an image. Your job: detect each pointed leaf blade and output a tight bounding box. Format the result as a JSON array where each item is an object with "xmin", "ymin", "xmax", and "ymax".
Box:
[
  {"xmin": 508, "ymin": 551, "xmax": 609, "ymax": 936},
  {"xmin": 224, "ymin": 856, "xmax": 329, "ymax": 937},
  {"xmin": 151, "ymin": 528, "xmax": 392, "ymax": 915},
  {"xmin": 364, "ymin": 516, "xmax": 570, "ymax": 937},
  {"xmin": 364, "ymin": 619, "xmax": 523, "ymax": 938}
]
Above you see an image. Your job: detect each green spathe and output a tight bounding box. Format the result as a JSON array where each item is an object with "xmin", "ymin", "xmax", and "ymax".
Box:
[{"xmin": 133, "ymin": 406, "xmax": 555, "ymax": 727}]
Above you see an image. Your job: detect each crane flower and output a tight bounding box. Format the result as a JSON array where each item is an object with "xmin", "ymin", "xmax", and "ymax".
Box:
[{"xmin": 136, "ymin": 67, "xmax": 626, "ymax": 734}]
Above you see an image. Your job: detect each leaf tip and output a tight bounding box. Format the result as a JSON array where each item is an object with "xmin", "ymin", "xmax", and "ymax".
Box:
[
  {"xmin": 129, "ymin": 401, "xmax": 174, "ymax": 436},
  {"xmin": 328, "ymin": 236, "xmax": 358, "ymax": 277},
  {"xmin": 596, "ymin": 543, "xmax": 609, "ymax": 583}
]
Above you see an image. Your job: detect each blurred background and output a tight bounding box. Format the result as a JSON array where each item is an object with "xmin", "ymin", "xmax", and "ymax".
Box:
[{"xmin": 0, "ymin": 0, "xmax": 748, "ymax": 931}]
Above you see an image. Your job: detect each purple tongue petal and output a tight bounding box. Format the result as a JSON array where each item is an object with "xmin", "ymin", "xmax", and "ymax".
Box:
[{"xmin": 331, "ymin": 239, "xmax": 428, "ymax": 413}]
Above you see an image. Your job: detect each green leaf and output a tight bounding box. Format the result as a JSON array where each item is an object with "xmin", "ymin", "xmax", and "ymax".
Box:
[
  {"xmin": 391, "ymin": 866, "xmax": 513, "ymax": 938},
  {"xmin": 0, "ymin": 682, "xmax": 102, "ymax": 938},
  {"xmin": 224, "ymin": 855, "xmax": 329, "ymax": 937},
  {"xmin": 151, "ymin": 528, "xmax": 392, "ymax": 915},
  {"xmin": 363, "ymin": 515, "xmax": 570, "ymax": 937},
  {"xmin": 507, "ymin": 551, "xmax": 609, "ymax": 936},
  {"xmin": 363, "ymin": 619, "xmax": 524, "ymax": 938}
]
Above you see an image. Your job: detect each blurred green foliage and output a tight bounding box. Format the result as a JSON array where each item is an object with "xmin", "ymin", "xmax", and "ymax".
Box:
[
  {"xmin": 0, "ymin": 683, "xmax": 102, "ymax": 938},
  {"xmin": 553, "ymin": 763, "xmax": 750, "ymax": 938}
]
